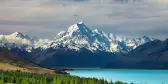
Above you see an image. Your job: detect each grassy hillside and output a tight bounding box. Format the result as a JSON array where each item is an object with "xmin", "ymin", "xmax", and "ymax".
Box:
[{"xmin": 0, "ymin": 47, "xmax": 54, "ymax": 74}]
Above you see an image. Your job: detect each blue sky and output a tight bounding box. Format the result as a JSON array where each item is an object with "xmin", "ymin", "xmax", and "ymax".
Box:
[{"xmin": 0, "ymin": 0, "xmax": 168, "ymax": 40}]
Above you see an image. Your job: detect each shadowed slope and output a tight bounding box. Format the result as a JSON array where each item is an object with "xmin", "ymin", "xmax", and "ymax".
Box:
[
  {"xmin": 106, "ymin": 39, "xmax": 168, "ymax": 69},
  {"xmin": 0, "ymin": 47, "xmax": 55, "ymax": 74}
]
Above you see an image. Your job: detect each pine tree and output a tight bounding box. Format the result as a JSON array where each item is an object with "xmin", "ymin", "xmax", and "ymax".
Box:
[
  {"xmin": 0, "ymin": 80, "xmax": 4, "ymax": 84},
  {"xmin": 21, "ymin": 78, "xmax": 29, "ymax": 84},
  {"xmin": 0, "ymin": 70, "xmax": 133, "ymax": 84}
]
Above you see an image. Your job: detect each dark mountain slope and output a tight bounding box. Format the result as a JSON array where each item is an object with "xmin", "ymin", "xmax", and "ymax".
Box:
[
  {"xmin": 106, "ymin": 39, "xmax": 168, "ymax": 69},
  {"xmin": 10, "ymin": 47, "xmax": 116, "ymax": 68},
  {"xmin": 0, "ymin": 47, "xmax": 35, "ymax": 66},
  {"xmin": 0, "ymin": 47, "xmax": 54, "ymax": 74}
]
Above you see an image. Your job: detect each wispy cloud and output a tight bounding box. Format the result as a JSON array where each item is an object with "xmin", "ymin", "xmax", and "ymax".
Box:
[{"xmin": 0, "ymin": 0, "xmax": 168, "ymax": 39}]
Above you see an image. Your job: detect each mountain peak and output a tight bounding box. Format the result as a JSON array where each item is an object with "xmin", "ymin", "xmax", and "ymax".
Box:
[
  {"xmin": 9, "ymin": 32, "xmax": 34, "ymax": 41},
  {"xmin": 67, "ymin": 22, "xmax": 92, "ymax": 35},
  {"xmin": 68, "ymin": 22, "xmax": 85, "ymax": 31},
  {"xmin": 77, "ymin": 22, "xmax": 84, "ymax": 24},
  {"xmin": 141, "ymin": 36, "xmax": 153, "ymax": 41},
  {"xmin": 10, "ymin": 32, "xmax": 24, "ymax": 38},
  {"xmin": 142, "ymin": 36, "xmax": 149, "ymax": 38}
]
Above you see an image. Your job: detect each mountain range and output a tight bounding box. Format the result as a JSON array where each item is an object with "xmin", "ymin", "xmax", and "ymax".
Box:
[
  {"xmin": 105, "ymin": 39, "xmax": 168, "ymax": 69},
  {"xmin": 0, "ymin": 22, "xmax": 153, "ymax": 53},
  {"xmin": 1, "ymin": 22, "xmax": 165, "ymax": 69}
]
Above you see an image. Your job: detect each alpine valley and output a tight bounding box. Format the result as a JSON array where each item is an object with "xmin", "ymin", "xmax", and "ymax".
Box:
[{"xmin": 1, "ymin": 22, "xmax": 166, "ymax": 69}]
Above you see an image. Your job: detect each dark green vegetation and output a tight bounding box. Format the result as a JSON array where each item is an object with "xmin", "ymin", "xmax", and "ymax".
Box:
[
  {"xmin": 0, "ymin": 47, "xmax": 130, "ymax": 84},
  {"xmin": 0, "ymin": 70, "xmax": 129, "ymax": 84}
]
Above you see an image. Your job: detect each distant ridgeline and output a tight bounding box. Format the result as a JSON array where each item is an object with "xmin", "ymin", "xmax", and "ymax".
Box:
[
  {"xmin": 1, "ymin": 22, "xmax": 168, "ymax": 69},
  {"xmin": 105, "ymin": 39, "xmax": 168, "ymax": 69}
]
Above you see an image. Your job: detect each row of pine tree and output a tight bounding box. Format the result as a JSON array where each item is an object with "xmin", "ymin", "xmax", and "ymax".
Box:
[{"xmin": 0, "ymin": 70, "xmax": 130, "ymax": 84}]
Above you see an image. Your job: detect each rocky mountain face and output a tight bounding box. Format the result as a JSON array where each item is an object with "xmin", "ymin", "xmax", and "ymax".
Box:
[
  {"xmin": 0, "ymin": 22, "xmax": 154, "ymax": 68},
  {"xmin": 105, "ymin": 39, "xmax": 168, "ymax": 69},
  {"xmin": 0, "ymin": 22, "xmax": 153, "ymax": 53}
]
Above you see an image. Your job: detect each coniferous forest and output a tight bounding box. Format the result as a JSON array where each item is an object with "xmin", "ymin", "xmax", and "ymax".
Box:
[{"xmin": 0, "ymin": 70, "xmax": 130, "ymax": 84}]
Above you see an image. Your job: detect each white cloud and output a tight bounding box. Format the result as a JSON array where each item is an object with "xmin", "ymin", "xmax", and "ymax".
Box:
[
  {"xmin": 0, "ymin": 35, "xmax": 32, "ymax": 45},
  {"xmin": 0, "ymin": 0, "xmax": 168, "ymax": 39}
]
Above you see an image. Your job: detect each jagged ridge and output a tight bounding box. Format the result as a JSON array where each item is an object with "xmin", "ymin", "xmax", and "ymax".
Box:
[{"xmin": 0, "ymin": 22, "xmax": 154, "ymax": 53}]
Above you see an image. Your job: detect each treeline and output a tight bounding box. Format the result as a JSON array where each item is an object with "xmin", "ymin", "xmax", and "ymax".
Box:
[{"xmin": 0, "ymin": 70, "xmax": 129, "ymax": 84}]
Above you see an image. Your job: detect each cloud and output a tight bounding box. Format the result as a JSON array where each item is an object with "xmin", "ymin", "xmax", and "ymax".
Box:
[
  {"xmin": 0, "ymin": 0, "xmax": 168, "ymax": 40},
  {"xmin": 0, "ymin": 35, "xmax": 32, "ymax": 45}
]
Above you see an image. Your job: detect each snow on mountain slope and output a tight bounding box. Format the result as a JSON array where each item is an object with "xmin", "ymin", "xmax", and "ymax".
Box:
[
  {"xmin": 0, "ymin": 32, "xmax": 51, "ymax": 52},
  {"xmin": 108, "ymin": 34, "xmax": 154, "ymax": 53},
  {"xmin": 0, "ymin": 22, "xmax": 154, "ymax": 53},
  {"xmin": 0, "ymin": 32, "xmax": 33, "ymax": 46},
  {"xmin": 42, "ymin": 22, "xmax": 111, "ymax": 52},
  {"xmin": 39, "ymin": 22, "xmax": 153, "ymax": 53}
]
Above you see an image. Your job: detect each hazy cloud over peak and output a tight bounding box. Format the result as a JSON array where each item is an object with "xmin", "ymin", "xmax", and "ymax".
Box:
[{"xmin": 0, "ymin": 0, "xmax": 168, "ymax": 40}]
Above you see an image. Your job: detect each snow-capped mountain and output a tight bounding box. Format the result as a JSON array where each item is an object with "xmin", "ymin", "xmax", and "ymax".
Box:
[
  {"xmin": 0, "ymin": 32, "xmax": 38, "ymax": 45},
  {"xmin": 0, "ymin": 22, "xmax": 156, "ymax": 68},
  {"xmin": 0, "ymin": 22, "xmax": 154, "ymax": 53},
  {"xmin": 0, "ymin": 32, "xmax": 35, "ymax": 52},
  {"xmin": 108, "ymin": 34, "xmax": 154, "ymax": 53},
  {"xmin": 40, "ymin": 22, "xmax": 153, "ymax": 53},
  {"xmin": 42, "ymin": 22, "xmax": 111, "ymax": 52}
]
